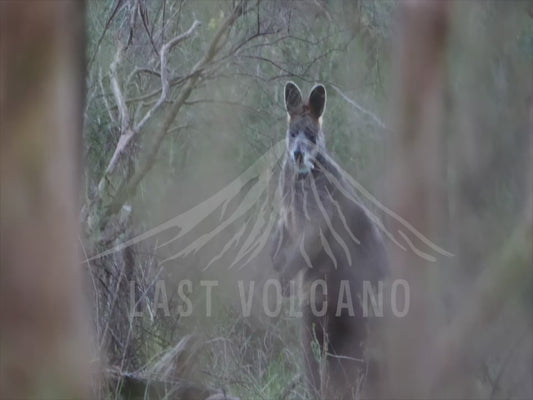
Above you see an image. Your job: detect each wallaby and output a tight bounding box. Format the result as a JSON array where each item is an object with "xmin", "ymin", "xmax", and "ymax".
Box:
[{"xmin": 270, "ymin": 82, "xmax": 388, "ymax": 400}]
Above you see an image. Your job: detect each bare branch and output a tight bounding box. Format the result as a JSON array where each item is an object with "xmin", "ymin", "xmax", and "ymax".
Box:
[
  {"xmin": 184, "ymin": 98, "xmax": 266, "ymax": 118},
  {"xmin": 94, "ymin": 19, "xmax": 200, "ymax": 201},
  {"xmin": 99, "ymin": 68, "xmax": 117, "ymax": 124},
  {"xmin": 123, "ymin": 74, "xmax": 186, "ymax": 105},
  {"xmin": 88, "ymin": 0, "xmax": 126, "ymax": 69},
  {"xmin": 126, "ymin": 0, "xmax": 139, "ymax": 48},
  {"xmin": 126, "ymin": 67, "xmax": 161, "ymax": 88},
  {"xmin": 103, "ymin": 3, "xmax": 246, "ymax": 221},
  {"xmin": 99, "ymin": 46, "xmax": 135, "ymax": 187},
  {"xmin": 138, "ymin": 1, "xmax": 159, "ymax": 56},
  {"xmin": 134, "ymin": 19, "xmax": 200, "ymax": 132},
  {"xmin": 110, "ymin": 46, "xmax": 130, "ymax": 133},
  {"xmin": 330, "ymin": 84, "xmax": 388, "ymax": 131}
]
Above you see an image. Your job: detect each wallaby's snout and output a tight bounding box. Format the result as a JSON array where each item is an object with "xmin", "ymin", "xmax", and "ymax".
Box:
[
  {"xmin": 292, "ymin": 148, "xmax": 303, "ymax": 164},
  {"xmin": 289, "ymin": 136, "xmax": 316, "ymax": 174}
]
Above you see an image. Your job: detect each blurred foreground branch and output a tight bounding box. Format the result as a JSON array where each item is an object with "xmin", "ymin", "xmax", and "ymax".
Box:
[{"xmin": 0, "ymin": 1, "xmax": 90, "ymax": 398}]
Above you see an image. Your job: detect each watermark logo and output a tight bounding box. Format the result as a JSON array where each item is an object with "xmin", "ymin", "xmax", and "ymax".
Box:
[
  {"xmin": 90, "ymin": 140, "xmax": 450, "ymax": 321},
  {"xmin": 130, "ymin": 278, "xmax": 410, "ymax": 319},
  {"xmin": 86, "ymin": 139, "xmax": 452, "ymax": 268}
]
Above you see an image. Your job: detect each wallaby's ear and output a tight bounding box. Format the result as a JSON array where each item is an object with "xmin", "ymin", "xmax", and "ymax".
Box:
[
  {"xmin": 285, "ymin": 81, "xmax": 304, "ymax": 116},
  {"xmin": 308, "ymin": 84, "xmax": 326, "ymax": 119}
]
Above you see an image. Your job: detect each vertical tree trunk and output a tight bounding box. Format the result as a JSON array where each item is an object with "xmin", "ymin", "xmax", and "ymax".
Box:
[
  {"xmin": 384, "ymin": 2, "xmax": 452, "ymax": 397},
  {"xmin": 0, "ymin": 2, "xmax": 90, "ymax": 398}
]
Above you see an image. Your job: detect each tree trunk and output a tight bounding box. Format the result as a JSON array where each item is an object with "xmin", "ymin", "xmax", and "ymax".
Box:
[{"xmin": 0, "ymin": 2, "xmax": 90, "ymax": 398}]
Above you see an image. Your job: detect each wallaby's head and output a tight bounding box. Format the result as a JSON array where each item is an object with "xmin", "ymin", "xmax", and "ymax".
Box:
[{"xmin": 284, "ymin": 82, "xmax": 326, "ymax": 175}]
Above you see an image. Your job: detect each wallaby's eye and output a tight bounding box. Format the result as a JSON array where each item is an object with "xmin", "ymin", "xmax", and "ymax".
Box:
[
  {"xmin": 290, "ymin": 130, "xmax": 297, "ymax": 138},
  {"xmin": 303, "ymin": 128, "xmax": 316, "ymax": 144}
]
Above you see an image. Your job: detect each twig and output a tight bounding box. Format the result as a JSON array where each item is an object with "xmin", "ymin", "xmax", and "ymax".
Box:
[
  {"xmin": 102, "ymin": 2, "xmax": 246, "ymax": 221},
  {"xmin": 135, "ymin": 19, "xmax": 200, "ymax": 132},
  {"xmin": 87, "ymin": 0, "xmax": 125, "ymax": 69},
  {"xmin": 98, "ymin": 46, "xmax": 135, "ymax": 190},
  {"xmin": 95, "ymin": 20, "xmax": 200, "ymax": 199},
  {"xmin": 138, "ymin": 1, "xmax": 159, "ymax": 56},
  {"xmin": 98, "ymin": 68, "xmax": 116, "ymax": 124},
  {"xmin": 110, "ymin": 46, "xmax": 130, "ymax": 133},
  {"xmin": 330, "ymin": 84, "xmax": 388, "ymax": 131},
  {"xmin": 126, "ymin": 67, "xmax": 161, "ymax": 88}
]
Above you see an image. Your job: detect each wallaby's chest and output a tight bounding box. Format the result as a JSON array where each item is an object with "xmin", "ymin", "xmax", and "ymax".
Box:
[{"xmin": 281, "ymin": 172, "xmax": 337, "ymax": 239}]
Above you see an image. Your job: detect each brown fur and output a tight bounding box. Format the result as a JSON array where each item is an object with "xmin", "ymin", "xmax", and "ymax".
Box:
[{"xmin": 271, "ymin": 82, "xmax": 388, "ymax": 399}]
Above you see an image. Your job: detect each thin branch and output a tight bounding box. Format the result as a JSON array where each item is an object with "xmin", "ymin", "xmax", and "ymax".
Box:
[
  {"xmin": 138, "ymin": 1, "xmax": 159, "ymax": 56},
  {"xmin": 183, "ymin": 98, "xmax": 269, "ymax": 121},
  {"xmin": 110, "ymin": 46, "xmax": 130, "ymax": 133},
  {"xmin": 99, "ymin": 68, "xmax": 116, "ymax": 124},
  {"xmin": 126, "ymin": 0, "xmax": 139, "ymax": 48},
  {"xmin": 123, "ymin": 74, "xmax": 186, "ymax": 105},
  {"xmin": 238, "ymin": 55, "xmax": 296, "ymax": 77},
  {"xmin": 126, "ymin": 67, "xmax": 161, "ymax": 89},
  {"xmin": 88, "ymin": 0, "xmax": 125, "ymax": 69},
  {"xmin": 161, "ymin": 0, "xmax": 166, "ymax": 43},
  {"xmin": 102, "ymin": 2, "xmax": 246, "ymax": 221},
  {"xmin": 330, "ymin": 84, "xmax": 388, "ymax": 131},
  {"xmin": 134, "ymin": 19, "xmax": 200, "ymax": 132},
  {"xmin": 95, "ymin": 19, "xmax": 200, "ymax": 200},
  {"xmin": 99, "ymin": 46, "xmax": 134, "ymax": 186}
]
